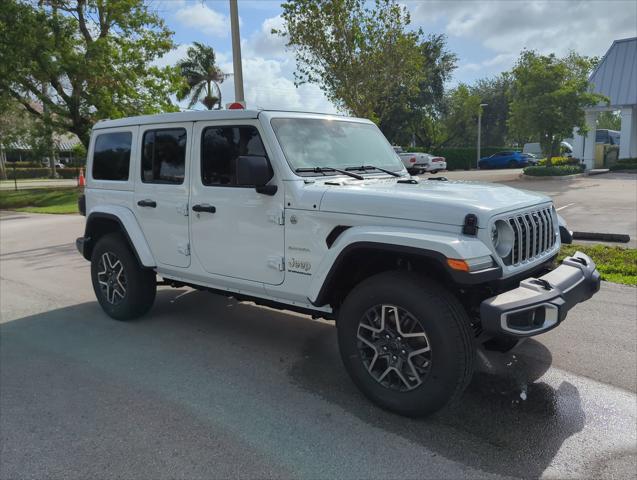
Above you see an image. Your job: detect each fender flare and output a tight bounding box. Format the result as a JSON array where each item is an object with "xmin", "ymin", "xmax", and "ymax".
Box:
[
  {"xmin": 84, "ymin": 206, "xmax": 156, "ymax": 267},
  {"xmin": 308, "ymin": 226, "xmax": 499, "ymax": 306}
]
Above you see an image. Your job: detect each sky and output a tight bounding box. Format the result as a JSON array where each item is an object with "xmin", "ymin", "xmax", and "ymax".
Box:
[{"xmin": 153, "ymin": 0, "xmax": 637, "ymax": 113}]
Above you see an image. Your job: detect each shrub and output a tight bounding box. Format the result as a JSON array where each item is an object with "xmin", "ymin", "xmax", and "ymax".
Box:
[
  {"xmin": 6, "ymin": 161, "xmax": 44, "ymax": 168},
  {"xmin": 609, "ymin": 158, "xmax": 637, "ymax": 171},
  {"xmin": 523, "ymin": 165, "xmax": 584, "ymax": 176},
  {"xmin": 538, "ymin": 156, "xmax": 581, "ymax": 166},
  {"xmin": 6, "ymin": 168, "xmax": 52, "ymax": 179},
  {"xmin": 56, "ymin": 168, "xmax": 81, "ymax": 179}
]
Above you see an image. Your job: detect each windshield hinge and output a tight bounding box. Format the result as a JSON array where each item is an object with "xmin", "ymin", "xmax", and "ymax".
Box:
[{"xmin": 269, "ymin": 210, "xmax": 285, "ymax": 225}]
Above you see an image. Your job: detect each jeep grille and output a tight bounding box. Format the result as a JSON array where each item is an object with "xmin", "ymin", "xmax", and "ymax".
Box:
[{"xmin": 508, "ymin": 207, "xmax": 556, "ymax": 265}]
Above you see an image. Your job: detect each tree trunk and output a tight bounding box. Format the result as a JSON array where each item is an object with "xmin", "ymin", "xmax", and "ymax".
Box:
[{"xmin": 0, "ymin": 146, "xmax": 7, "ymax": 180}]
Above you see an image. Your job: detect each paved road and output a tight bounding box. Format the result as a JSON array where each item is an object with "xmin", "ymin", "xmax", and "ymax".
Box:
[{"xmin": 1, "ymin": 213, "xmax": 635, "ymax": 479}]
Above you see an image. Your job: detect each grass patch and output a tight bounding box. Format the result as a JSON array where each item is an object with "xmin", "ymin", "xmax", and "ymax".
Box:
[
  {"xmin": 524, "ymin": 165, "xmax": 583, "ymax": 176},
  {"xmin": 0, "ymin": 187, "xmax": 79, "ymax": 214},
  {"xmin": 559, "ymin": 244, "xmax": 637, "ymax": 286}
]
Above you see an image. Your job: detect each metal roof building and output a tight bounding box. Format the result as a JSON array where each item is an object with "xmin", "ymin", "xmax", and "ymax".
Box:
[{"xmin": 573, "ymin": 37, "xmax": 637, "ymax": 167}]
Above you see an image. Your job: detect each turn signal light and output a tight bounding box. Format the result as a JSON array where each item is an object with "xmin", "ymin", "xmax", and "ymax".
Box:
[{"xmin": 447, "ymin": 258, "xmax": 470, "ymax": 272}]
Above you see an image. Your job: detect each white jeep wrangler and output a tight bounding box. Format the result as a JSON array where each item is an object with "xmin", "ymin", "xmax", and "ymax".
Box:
[{"xmin": 76, "ymin": 110, "xmax": 600, "ymax": 416}]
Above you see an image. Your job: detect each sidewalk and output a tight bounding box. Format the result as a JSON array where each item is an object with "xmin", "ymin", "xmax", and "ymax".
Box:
[{"xmin": 0, "ymin": 179, "xmax": 77, "ymax": 190}]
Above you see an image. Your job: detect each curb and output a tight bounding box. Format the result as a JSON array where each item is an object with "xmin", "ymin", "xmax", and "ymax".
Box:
[{"xmin": 519, "ymin": 173, "xmax": 585, "ymax": 181}]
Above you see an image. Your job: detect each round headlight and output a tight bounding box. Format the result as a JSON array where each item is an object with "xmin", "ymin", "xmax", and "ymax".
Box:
[{"xmin": 492, "ymin": 219, "xmax": 514, "ymax": 258}]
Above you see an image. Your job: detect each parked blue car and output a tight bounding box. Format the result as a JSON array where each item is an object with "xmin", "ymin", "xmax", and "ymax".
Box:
[{"xmin": 478, "ymin": 151, "xmax": 535, "ymax": 169}]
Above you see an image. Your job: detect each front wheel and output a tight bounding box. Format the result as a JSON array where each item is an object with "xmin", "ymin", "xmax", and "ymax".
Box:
[
  {"xmin": 337, "ymin": 271, "xmax": 475, "ymax": 417},
  {"xmin": 91, "ymin": 232, "xmax": 156, "ymax": 320}
]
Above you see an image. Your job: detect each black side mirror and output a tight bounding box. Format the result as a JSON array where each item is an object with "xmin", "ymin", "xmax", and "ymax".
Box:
[{"xmin": 236, "ymin": 155, "xmax": 277, "ymax": 195}]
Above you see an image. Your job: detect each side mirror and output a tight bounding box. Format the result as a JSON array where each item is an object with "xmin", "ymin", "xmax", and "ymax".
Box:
[{"xmin": 236, "ymin": 155, "xmax": 277, "ymax": 195}]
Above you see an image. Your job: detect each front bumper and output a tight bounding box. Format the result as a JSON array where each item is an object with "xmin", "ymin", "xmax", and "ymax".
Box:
[{"xmin": 480, "ymin": 251, "xmax": 600, "ymax": 337}]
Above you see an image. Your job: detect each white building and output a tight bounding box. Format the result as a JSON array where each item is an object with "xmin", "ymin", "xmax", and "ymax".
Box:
[{"xmin": 572, "ymin": 37, "xmax": 637, "ymax": 169}]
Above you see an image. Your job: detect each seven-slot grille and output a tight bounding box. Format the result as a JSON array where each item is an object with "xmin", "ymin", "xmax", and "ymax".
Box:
[{"xmin": 507, "ymin": 207, "xmax": 556, "ymax": 265}]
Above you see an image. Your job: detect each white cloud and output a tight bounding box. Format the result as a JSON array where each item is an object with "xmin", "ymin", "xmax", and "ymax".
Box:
[
  {"xmin": 245, "ymin": 15, "xmax": 288, "ymax": 58},
  {"xmin": 218, "ymin": 56, "xmax": 336, "ymax": 113},
  {"xmin": 153, "ymin": 43, "xmax": 191, "ymax": 68},
  {"xmin": 409, "ymin": 0, "xmax": 637, "ymax": 63},
  {"xmin": 174, "ymin": 3, "xmax": 230, "ymax": 37}
]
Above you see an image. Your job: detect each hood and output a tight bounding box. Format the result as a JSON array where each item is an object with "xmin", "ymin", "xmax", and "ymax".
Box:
[{"xmin": 318, "ymin": 178, "xmax": 551, "ymax": 226}]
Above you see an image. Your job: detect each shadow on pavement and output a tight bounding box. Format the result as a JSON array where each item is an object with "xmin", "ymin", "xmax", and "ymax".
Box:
[{"xmin": 1, "ymin": 289, "xmax": 585, "ymax": 479}]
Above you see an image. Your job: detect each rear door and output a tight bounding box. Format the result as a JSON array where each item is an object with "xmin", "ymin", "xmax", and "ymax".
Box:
[{"xmin": 134, "ymin": 123, "xmax": 192, "ymax": 268}]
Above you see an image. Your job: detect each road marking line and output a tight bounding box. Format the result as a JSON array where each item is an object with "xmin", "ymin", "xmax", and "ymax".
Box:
[{"xmin": 556, "ymin": 203, "xmax": 575, "ymax": 211}]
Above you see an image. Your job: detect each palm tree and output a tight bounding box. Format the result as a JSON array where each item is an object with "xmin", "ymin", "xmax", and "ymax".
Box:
[{"xmin": 176, "ymin": 42, "xmax": 229, "ymax": 110}]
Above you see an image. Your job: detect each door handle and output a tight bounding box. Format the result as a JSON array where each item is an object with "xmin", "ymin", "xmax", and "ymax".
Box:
[
  {"xmin": 137, "ymin": 199, "xmax": 157, "ymax": 208},
  {"xmin": 192, "ymin": 203, "xmax": 216, "ymax": 214}
]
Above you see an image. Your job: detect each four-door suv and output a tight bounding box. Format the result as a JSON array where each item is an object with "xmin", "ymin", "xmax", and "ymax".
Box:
[
  {"xmin": 77, "ymin": 110, "xmax": 600, "ymax": 417},
  {"xmin": 479, "ymin": 151, "xmax": 532, "ymax": 169}
]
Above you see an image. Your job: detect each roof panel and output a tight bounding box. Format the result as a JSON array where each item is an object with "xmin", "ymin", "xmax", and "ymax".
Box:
[{"xmin": 589, "ymin": 37, "xmax": 637, "ymax": 107}]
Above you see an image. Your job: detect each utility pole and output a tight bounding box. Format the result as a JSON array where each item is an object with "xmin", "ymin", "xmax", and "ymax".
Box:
[
  {"xmin": 476, "ymin": 103, "xmax": 488, "ymax": 169},
  {"xmin": 229, "ymin": 0, "xmax": 245, "ymax": 104}
]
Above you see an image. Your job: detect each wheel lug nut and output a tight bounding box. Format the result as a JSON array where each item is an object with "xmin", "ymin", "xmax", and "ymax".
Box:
[
  {"xmin": 401, "ymin": 350, "xmax": 406, "ymax": 355},
  {"xmin": 385, "ymin": 334, "xmax": 390, "ymax": 339},
  {"xmin": 392, "ymin": 355, "xmax": 397, "ymax": 360},
  {"xmin": 383, "ymin": 346, "xmax": 388, "ymax": 351}
]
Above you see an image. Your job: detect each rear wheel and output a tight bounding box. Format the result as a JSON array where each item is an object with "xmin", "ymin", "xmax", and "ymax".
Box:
[
  {"xmin": 91, "ymin": 232, "xmax": 156, "ymax": 320},
  {"xmin": 337, "ymin": 271, "xmax": 475, "ymax": 417}
]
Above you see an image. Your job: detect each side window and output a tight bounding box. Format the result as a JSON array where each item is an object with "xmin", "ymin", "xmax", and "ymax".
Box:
[
  {"xmin": 141, "ymin": 128, "xmax": 187, "ymax": 184},
  {"xmin": 92, "ymin": 132, "xmax": 132, "ymax": 181},
  {"xmin": 201, "ymin": 126, "xmax": 267, "ymax": 186}
]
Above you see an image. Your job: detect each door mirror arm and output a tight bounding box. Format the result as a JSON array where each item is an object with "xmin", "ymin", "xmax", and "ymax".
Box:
[{"xmin": 256, "ymin": 185, "xmax": 278, "ymax": 196}]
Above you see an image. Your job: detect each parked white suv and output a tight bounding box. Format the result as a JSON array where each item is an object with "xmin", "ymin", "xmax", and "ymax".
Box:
[{"xmin": 77, "ymin": 110, "xmax": 600, "ymax": 416}]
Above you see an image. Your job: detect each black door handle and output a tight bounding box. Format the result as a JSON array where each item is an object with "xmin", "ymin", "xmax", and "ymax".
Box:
[
  {"xmin": 192, "ymin": 203, "xmax": 216, "ymax": 213},
  {"xmin": 137, "ymin": 199, "xmax": 156, "ymax": 208}
]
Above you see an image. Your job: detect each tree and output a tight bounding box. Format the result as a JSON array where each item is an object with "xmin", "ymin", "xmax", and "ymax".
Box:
[
  {"xmin": 379, "ymin": 34, "xmax": 457, "ymax": 147},
  {"xmin": 597, "ymin": 111, "xmax": 621, "ymax": 131},
  {"xmin": 0, "ymin": 0, "xmax": 180, "ymax": 148},
  {"xmin": 508, "ymin": 50, "xmax": 605, "ymax": 165},
  {"xmin": 275, "ymin": 0, "xmax": 439, "ymax": 127},
  {"xmin": 437, "ymin": 84, "xmax": 481, "ymax": 147},
  {"xmin": 176, "ymin": 42, "xmax": 229, "ymax": 110},
  {"xmin": 469, "ymin": 74, "xmax": 512, "ymax": 147}
]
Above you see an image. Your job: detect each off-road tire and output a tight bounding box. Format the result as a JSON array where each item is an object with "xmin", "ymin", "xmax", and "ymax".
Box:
[
  {"xmin": 337, "ymin": 271, "xmax": 475, "ymax": 417},
  {"xmin": 91, "ymin": 232, "xmax": 156, "ymax": 320}
]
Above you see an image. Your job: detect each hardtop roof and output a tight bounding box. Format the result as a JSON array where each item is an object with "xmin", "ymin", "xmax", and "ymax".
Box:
[{"xmin": 92, "ymin": 109, "xmax": 355, "ymax": 130}]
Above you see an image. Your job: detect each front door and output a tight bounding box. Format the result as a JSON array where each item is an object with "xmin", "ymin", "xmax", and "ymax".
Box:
[
  {"xmin": 190, "ymin": 120, "xmax": 285, "ymax": 285},
  {"xmin": 134, "ymin": 123, "xmax": 192, "ymax": 268}
]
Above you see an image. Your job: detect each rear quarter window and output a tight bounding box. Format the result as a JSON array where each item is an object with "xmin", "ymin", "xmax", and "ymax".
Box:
[{"xmin": 92, "ymin": 132, "xmax": 132, "ymax": 181}]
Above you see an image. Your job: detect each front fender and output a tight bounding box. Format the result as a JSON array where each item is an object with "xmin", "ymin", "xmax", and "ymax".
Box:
[
  {"xmin": 86, "ymin": 205, "xmax": 156, "ymax": 267},
  {"xmin": 308, "ymin": 226, "xmax": 495, "ymax": 305}
]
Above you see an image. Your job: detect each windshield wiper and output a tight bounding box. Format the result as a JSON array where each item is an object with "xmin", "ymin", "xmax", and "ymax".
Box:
[
  {"xmin": 295, "ymin": 167, "xmax": 364, "ymax": 180},
  {"xmin": 345, "ymin": 165, "xmax": 403, "ymax": 177}
]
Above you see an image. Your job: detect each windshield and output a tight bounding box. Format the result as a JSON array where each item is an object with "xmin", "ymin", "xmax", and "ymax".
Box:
[{"xmin": 270, "ymin": 118, "xmax": 404, "ymax": 175}]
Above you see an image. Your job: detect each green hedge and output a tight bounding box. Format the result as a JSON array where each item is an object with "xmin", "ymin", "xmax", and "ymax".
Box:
[
  {"xmin": 609, "ymin": 158, "xmax": 637, "ymax": 171},
  {"xmin": 6, "ymin": 168, "xmax": 52, "ymax": 179},
  {"xmin": 5, "ymin": 167, "xmax": 81, "ymax": 179},
  {"xmin": 523, "ymin": 165, "xmax": 584, "ymax": 176},
  {"xmin": 405, "ymin": 146, "xmax": 507, "ymax": 170}
]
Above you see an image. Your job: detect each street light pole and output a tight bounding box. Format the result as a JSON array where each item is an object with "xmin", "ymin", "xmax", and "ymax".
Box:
[
  {"xmin": 229, "ymin": 0, "xmax": 245, "ymax": 104},
  {"xmin": 476, "ymin": 103, "xmax": 488, "ymax": 169}
]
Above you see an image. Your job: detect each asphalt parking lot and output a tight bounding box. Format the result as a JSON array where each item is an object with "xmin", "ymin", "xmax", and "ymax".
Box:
[
  {"xmin": 423, "ymin": 170, "xmax": 637, "ymax": 247},
  {"xmin": 1, "ymin": 213, "xmax": 636, "ymax": 479}
]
